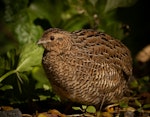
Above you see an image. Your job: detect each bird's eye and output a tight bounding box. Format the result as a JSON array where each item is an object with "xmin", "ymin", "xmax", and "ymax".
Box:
[{"xmin": 50, "ymin": 36, "xmax": 55, "ymax": 40}]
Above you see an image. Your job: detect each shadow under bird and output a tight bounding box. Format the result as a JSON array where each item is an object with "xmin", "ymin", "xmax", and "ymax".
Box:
[{"xmin": 37, "ymin": 28, "xmax": 132, "ymax": 109}]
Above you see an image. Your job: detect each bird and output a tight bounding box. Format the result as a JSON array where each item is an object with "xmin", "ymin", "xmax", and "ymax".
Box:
[{"xmin": 37, "ymin": 28, "xmax": 132, "ymax": 109}]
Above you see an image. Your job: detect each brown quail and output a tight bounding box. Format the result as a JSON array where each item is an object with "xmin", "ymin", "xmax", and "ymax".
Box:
[{"xmin": 37, "ymin": 28, "xmax": 132, "ymax": 108}]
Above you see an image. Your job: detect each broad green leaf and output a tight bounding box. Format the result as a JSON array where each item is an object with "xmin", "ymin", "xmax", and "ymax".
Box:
[
  {"xmin": 15, "ymin": 22, "xmax": 43, "ymax": 44},
  {"xmin": 16, "ymin": 43, "xmax": 44, "ymax": 72},
  {"xmin": 86, "ymin": 106, "xmax": 96, "ymax": 113},
  {"xmin": 5, "ymin": 4, "xmax": 43, "ymax": 44}
]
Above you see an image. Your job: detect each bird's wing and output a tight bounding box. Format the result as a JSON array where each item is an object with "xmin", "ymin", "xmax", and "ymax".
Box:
[
  {"xmin": 71, "ymin": 29, "xmax": 132, "ymax": 78},
  {"xmin": 63, "ymin": 29, "xmax": 132, "ymax": 93}
]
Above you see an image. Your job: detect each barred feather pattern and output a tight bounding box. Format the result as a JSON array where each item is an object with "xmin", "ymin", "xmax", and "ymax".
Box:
[{"xmin": 38, "ymin": 28, "xmax": 132, "ymax": 106}]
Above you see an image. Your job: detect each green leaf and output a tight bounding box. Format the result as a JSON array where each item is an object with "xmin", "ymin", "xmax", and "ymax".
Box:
[
  {"xmin": 32, "ymin": 66, "xmax": 51, "ymax": 90},
  {"xmin": 82, "ymin": 105, "xmax": 87, "ymax": 110},
  {"xmin": 119, "ymin": 101, "xmax": 128, "ymax": 108},
  {"xmin": 143, "ymin": 104, "xmax": 150, "ymax": 109},
  {"xmin": 72, "ymin": 106, "xmax": 82, "ymax": 111},
  {"xmin": 86, "ymin": 106, "xmax": 96, "ymax": 113},
  {"xmin": 135, "ymin": 99, "xmax": 142, "ymax": 107},
  {"xmin": 16, "ymin": 43, "xmax": 44, "ymax": 72},
  {"xmin": 143, "ymin": 76, "xmax": 150, "ymax": 81},
  {"xmin": 16, "ymin": 72, "xmax": 29, "ymax": 84},
  {"xmin": 6, "ymin": 6, "xmax": 44, "ymax": 44},
  {"xmin": 43, "ymin": 84, "xmax": 50, "ymax": 90},
  {"xmin": 137, "ymin": 108, "xmax": 143, "ymax": 112},
  {"xmin": 0, "ymin": 70, "xmax": 16, "ymax": 82},
  {"xmin": 15, "ymin": 22, "xmax": 43, "ymax": 44},
  {"xmin": 130, "ymin": 79, "xmax": 138, "ymax": 88},
  {"xmin": 0, "ymin": 84, "xmax": 13, "ymax": 91}
]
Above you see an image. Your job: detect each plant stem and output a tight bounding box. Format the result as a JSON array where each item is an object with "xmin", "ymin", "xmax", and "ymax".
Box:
[{"xmin": 0, "ymin": 70, "xmax": 17, "ymax": 82}]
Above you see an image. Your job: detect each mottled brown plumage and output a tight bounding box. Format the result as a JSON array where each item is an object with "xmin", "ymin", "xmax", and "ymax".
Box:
[{"xmin": 38, "ymin": 28, "xmax": 132, "ymax": 107}]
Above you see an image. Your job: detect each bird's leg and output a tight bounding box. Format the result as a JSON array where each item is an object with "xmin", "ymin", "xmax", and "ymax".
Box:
[{"xmin": 99, "ymin": 94, "xmax": 106, "ymax": 111}]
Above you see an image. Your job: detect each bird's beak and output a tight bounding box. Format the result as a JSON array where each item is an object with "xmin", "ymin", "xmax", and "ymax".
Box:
[
  {"xmin": 37, "ymin": 40, "xmax": 43, "ymax": 45},
  {"xmin": 37, "ymin": 39, "xmax": 48, "ymax": 45},
  {"xmin": 37, "ymin": 39, "xmax": 51, "ymax": 45}
]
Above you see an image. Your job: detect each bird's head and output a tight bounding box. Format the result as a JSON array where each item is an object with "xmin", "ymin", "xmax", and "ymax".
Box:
[{"xmin": 37, "ymin": 28, "xmax": 72, "ymax": 54}]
